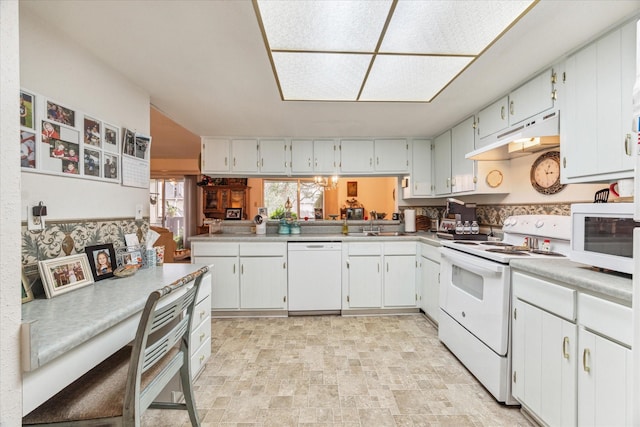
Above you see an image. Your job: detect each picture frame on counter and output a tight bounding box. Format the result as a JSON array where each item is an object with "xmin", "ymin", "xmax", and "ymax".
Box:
[
  {"xmin": 38, "ymin": 254, "xmax": 94, "ymax": 299},
  {"xmin": 225, "ymin": 208, "xmax": 242, "ymax": 220},
  {"xmin": 258, "ymin": 207, "xmax": 268, "ymax": 217},
  {"xmin": 85, "ymin": 243, "xmax": 116, "ymax": 281},
  {"xmin": 21, "ymin": 271, "xmax": 35, "ymax": 303}
]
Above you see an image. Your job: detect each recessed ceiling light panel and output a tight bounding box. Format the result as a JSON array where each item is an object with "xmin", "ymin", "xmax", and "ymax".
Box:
[
  {"xmin": 273, "ymin": 52, "xmax": 372, "ymax": 101},
  {"xmin": 257, "ymin": 0, "xmax": 392, "ymax": 52},
  {"xmin": 381, "ymin": 1, "xmax": 535, "ymax": 55},
  {"xmin": 361, "ymin": 55, "xmax": 473, "ymax": 102}
]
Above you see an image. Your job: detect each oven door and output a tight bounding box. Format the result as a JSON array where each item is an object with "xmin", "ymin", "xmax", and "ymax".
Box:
[{"xmin": 439, "ymin": 248, "xmax": 511, "ymax": 355}]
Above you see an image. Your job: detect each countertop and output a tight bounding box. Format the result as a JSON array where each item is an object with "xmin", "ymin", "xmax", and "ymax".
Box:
[
  {"xmin": 510, "ymin": 258, "xmax": 632, "ymax": 305},
  {"xmin": 21, "ymin": 263, "xmax": 210, "ymax": 371},
  {"xmin": 190, "ymin": 230, "xmax": 442, "ymax": 246}
]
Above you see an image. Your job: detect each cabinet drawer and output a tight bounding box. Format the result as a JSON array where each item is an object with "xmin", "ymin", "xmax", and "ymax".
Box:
[
  {"xmin": 348, "ymin": 243, "xmax": 382, "ymax": 255},
  {"xmin": 512, "ymin": 271, "xmax": 576, "ymax": 321},
  {"xmin": 190, "ymin": 313, "xmax": 212, "ymax": 356},
  {"xmin": 191, "ymin": 337, "xmax": 211, "ymax": 379},
  {"xmin": 420, "ymin": 243, "xmax": 440, "ymax": 262},
  {"xmin": 579, "ymin": 293, "xmax": 632, "ymax": 346},
  {"xmin": 192, "ymin": 242, "xmax": 239, "ymax": 256},
  {"xmin": 240, "ymin": 242, "xmax": 286, "ymax": 256},
  {"xmin": 195, "ymin": 273, "xmax": 212, "ymax": 303},
  {"xmin": 192, "ymin": 295, "xmax": 211, "ymax": 328},
  {"xmin": 384, "ymin": 242, "xmax": 416, "ymax": 255}
]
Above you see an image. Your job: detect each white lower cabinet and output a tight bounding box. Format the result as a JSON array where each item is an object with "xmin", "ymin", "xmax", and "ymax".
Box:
[
  {"xmin": 418, "ymin": 243, "xmax": 440, "ymax": 324},
  {"xmin": 191, "ymin": 242, "xmax": 287, "ymax": 312},
  {"xmin": 512, "ymin": 270, "xmax": 632, "ymax": 427},
  {"xmin": 577, "ymin": 294, "xmax": 632, "ymax": 427},
  {"xmin": 191, "ymin": 270, "xmax": 212, "ymax": 378},
  {"xmin": 344, "ymin": 242, "xmax": 417, "ymax": 310}
]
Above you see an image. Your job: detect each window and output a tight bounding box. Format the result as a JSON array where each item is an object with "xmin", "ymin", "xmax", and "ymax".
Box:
[
  {"xmin": 263, "ymin": 179, "xmax": 323, "ymax": 219},
  {"xmin": 150, "ymin": 178, "xmax": 185, "ymax": 247}
]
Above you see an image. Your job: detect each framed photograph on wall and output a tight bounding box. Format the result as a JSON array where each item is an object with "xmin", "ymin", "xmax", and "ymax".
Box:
[
  {"xmin": 84, "ymin": 148, "xmax": 101, "ymax": 177},
  {"xmin": 38, "ymin": 254, "xmax": 94, "ymax": 298},
  {"xmin": 83, "ymin": 116, "xmax": 101, "ymax": 147},
  {"xmin": 103, "ymin": 153, "xmax": 119, "ymax": 180},
  {"xmin": 21, "ymin": 130, "xmax": 36, "ymax": 169},
  {"xmin": 20, "ymin": 90, "xmax": 35, "ymax": 130},
  {"xmin": 46, "ymin": 100, "xmax": 75, "ymax": 127},
  {"xmin": 85, "ymin": 243, "xmax": 116, "ymax": 281},
  {"xmin": 103, "ymin": 123, "xmax": 119, "ymax": 153},
  {"xmin": 225, "ymin": 208, "xmax": 242, "ymax": 220},
  {"xmin": 347, "ymin": 181, "xmax": 358, "ymax": 197}
]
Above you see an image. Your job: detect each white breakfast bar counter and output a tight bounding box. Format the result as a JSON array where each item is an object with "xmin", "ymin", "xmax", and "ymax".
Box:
[{"xmin": 21, "ymin": 263, "xmax": 211, "ymax": 416}]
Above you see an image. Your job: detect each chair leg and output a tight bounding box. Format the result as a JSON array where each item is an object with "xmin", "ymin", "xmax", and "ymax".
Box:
[{"xmin": 179, "ymin": 365, "xmax": 200, "ymax": 427}]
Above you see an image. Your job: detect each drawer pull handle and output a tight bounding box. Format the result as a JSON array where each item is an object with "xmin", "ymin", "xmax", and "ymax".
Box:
[
  {"xmin": 200, "ymin": 332, "xmax": 206, "ymax": 342},
  {"xmin": 199, "ymin": 355, "xmax": 205, "ymax": 363},
  {"xmin": 562, "ymin": 336, "xmax": 570, "ymax": 359},
  {"xmin": 200, "ymin": 310, "xmax": 206, "ymax": 319},
  {"xmin": 583, "ymin": 348, "xmax": 591, "ymax": 373}
]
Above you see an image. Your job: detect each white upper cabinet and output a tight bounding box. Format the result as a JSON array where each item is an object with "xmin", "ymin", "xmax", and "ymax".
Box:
[
  {"xmin": 477, "ymin": 96, "xmax": 509, "ymax": 140},
  {"xmin": 451, "ymin": 116, "xmax": 476, "ymax": 193},
  {"xmin": 259, "ymin": 139, "xmax": 289, "ymax": 175},
  {"xmin": 290, "ymin": 139, "xmax": 337, "ymax": 175},
  {"xmin": 476, "ymin": 68, "xmax": 556, "ymax": 147},
  {"xmin": 201, "ymin": 138, "xmax": 230, "ymax": 174},
  {"xmin": 433, "ymin": 130, "xmax": 452, "ymax": 196},
  {"xmin": 374, "ymin": 139, "xmax": 409, "ymax": 173},
  {"xmin": 403, "ymin": 139, "xmax": 432, "ymax": 198},
  {"xmin": 340, "ymin": 139, "xmax": 375, "ymax": 173},
  {"xmin": 230, "ymin": 139, "xmax": 259, "ymax": 173},
  {"xmin": 562, "ymin": 20, "xmax": 636, "ymax": 183}
]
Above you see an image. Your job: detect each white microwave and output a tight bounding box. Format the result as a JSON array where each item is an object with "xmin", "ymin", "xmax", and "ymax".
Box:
[{"xmin": 570, "ymin": 203, "xmax": 636, "ymax": 274}]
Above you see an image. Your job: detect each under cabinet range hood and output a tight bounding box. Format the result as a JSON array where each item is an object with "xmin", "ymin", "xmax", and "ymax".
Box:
[{"xmin": 466, "ymin": 110, "xmax": 560, "ymax": 161}]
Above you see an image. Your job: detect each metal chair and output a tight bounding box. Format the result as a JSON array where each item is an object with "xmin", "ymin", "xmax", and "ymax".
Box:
[{"xmin": 23, "ymin": 267, "xmax": 208, "ymax": 426}]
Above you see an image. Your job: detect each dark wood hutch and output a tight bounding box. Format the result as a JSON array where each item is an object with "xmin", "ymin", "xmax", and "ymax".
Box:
[{"xmin": 201, "ymin": 177, "xmax": 250, "ymax": 220}]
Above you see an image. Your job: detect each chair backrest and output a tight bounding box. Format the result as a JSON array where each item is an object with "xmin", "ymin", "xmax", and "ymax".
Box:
[{"xmin": 124, "ymin": 267, "xmax": 208, "ymax": 419}]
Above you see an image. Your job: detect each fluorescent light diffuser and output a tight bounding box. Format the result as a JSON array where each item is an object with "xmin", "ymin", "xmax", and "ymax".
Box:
[{"xmin": 254, "ymin": 0, "xmax": 536, "ymax": 102}]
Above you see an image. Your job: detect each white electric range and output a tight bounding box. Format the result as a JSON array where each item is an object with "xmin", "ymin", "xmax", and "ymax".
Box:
[{"xmin": 438, "ymin": 215, "xmax": 571, "ymax": 405}]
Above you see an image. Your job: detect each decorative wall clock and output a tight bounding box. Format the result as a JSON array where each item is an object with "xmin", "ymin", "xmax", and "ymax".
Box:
[{"xmin": 530, "ymin": 151, "xmax": 565, "ymax": 195}]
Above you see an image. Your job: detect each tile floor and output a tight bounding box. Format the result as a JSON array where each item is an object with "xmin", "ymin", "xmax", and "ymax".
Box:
[{"xmin": 143, "ymin": 314, "xmax": 531, "ymax": 426}]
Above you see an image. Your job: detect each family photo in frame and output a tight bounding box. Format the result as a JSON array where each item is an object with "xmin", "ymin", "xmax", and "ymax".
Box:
[
  {"xmin": 38, "ymin": 254, "xmax": 94, "ymax": 298},
  {"xmin": 85, "ymin": 243, "xmax": 116, "ymax": 281},
  {"xmin": 225, "ymin": 208, "xmax": 242, "ymax": 220}
]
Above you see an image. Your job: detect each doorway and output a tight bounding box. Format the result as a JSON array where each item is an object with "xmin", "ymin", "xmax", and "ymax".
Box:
[{"xmin": 150, "ymin": 178, "xmax": 185, "ymax": 249}]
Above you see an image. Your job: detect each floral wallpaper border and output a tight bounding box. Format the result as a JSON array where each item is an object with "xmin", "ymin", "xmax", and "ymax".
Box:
[
  {"xmin": 410, "ymin": 203, "xmax": 571, "ymax": 226},
  {"xmin": 21, "ymin": 218, "xmax": 149, "ymax": 266}
]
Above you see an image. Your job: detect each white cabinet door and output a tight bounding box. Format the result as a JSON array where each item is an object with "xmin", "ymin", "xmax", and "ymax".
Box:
[
  {"xmin": 450, "ymin": 117, "xmax": 476, "ymax": 193},
  {"xmin": 347, "ymin": 255, "xmax": 382, "ymax": 308},
  {"xmin": 383, "ymin": 254, "xmax": 416, "ymax": 307},
  {"xmin": 562, "ymin": 22, "xmax": 636, "ymax": 182},
  {"xmin": 201, "ymin": 138, "xmax": 230, "ymax": 173},
  {"xmin": 259, "ymin": 139, "xmax": 289, "ymax": 174},
  {"xmin": 240, "ymin": 256, "xmax": 287, "ymax": 309},
  {"xmin": 578, "ymin": 327, "xmax": 632, "ymax": 427},
  {"xmin": 313, "ymin": 139, "xmax": 337, "ymax": 174},
  {"xmin": 231, "ymin": 139, "xmax": 259, "ymax": 173},
  {"xmin": 206, "ymin": 256, "xmax": 239, "ymax": 309},
  {"xmin": 407, "ymin": 139, "xmax": 432, "ymax": 197},
  {"xmin": 477, "ymin": 96, "xmax": 509, "ymax": 139},
  {"xmin": 290, "ymin": 139, "xmax": 314, "ymax": 174},
  {"xmin": 374, "ymin": 139, "xmax": 409, "ymax": 173},
  {"xmin": 433, "ymin": 131, "xmax": 452, "ymax": 196},
  {"xmin": 511, "ymin": 299, "xmax": 577, "ymax": 427},
  {"xmin": 340, "ymin": 139, "xmax": 374, "ymax": 174},
  {"xmin": 508, "ymin": 68, "xmax": 555, "ymax": 125},
  {"xmin": 419, "ymin": 252, "xmax": 440, "ymax": 323}
]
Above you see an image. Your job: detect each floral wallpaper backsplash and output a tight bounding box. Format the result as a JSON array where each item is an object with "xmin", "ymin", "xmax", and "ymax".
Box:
[
  {"xmin": 410, "ymin": 203, "xmax": 571, "ymax": 226},
  {"xmin": 21, "ymin": 218, "xmax": 149, "ymax": 265}
]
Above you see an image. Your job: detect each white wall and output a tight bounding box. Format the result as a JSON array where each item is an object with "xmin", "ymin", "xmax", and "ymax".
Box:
[
  {"xmin": 1, "ymin": 1, "xmax": 23, "ymax": 424},
  {"xmin": 19, "ymin": 9, "xmax": 150, "ymax": 221}
]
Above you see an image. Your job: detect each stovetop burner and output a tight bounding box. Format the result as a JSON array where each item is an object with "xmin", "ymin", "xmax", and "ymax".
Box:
[
  {"xmin": 485, "ymin": 248, "xmax": 531, "ymax": 256},
  {"xmin": 483, "ymin": 241, "xmax": 514, "ymax": 247}
]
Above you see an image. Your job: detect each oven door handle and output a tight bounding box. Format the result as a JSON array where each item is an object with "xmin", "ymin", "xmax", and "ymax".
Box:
[{"xmin": 441, "ymin": 248, "xmax": 504, "ymax": 275}]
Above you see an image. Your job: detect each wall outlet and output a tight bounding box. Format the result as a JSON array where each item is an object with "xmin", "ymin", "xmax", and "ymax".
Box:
[
  {"xmin": 135, "ymin": 204, "xmax": 143, "ymax": 220},
  {"xmin": 27, "ymin": 205, "xmax": 44, "ymax": 231}
]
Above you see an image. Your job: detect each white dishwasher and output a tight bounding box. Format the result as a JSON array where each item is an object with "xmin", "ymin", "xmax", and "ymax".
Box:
[{"xmin": 287, "ymin": 242, "xmax": 342, "ymax": 313}]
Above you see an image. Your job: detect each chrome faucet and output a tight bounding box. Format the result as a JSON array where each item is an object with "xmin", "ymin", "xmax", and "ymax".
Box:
[{"xmin": 363, "ymin": 211, "xmax": 381, "ymax": 235}]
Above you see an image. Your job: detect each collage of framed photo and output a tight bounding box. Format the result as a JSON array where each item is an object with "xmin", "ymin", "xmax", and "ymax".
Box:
[
  {"xmin": 38, "ymin": 254, "xmax": 94, "ymax": 298},
  {"xmin": 20, "ymin": 88, "xmax": 121, "ymax": 183}
]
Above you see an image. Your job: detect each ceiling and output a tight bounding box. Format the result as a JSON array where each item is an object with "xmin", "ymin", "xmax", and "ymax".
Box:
[{"xmin": 20, "ymin": 1, "xmax": 640, "ymax": 160}]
